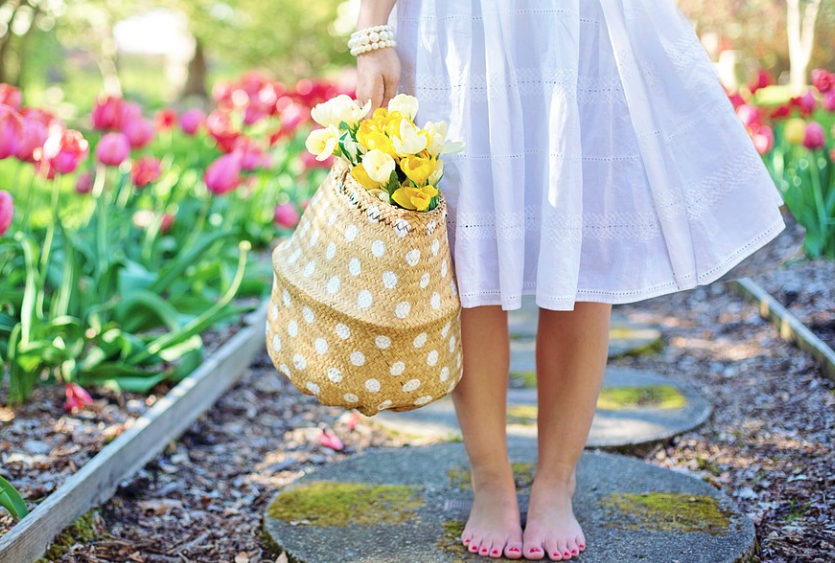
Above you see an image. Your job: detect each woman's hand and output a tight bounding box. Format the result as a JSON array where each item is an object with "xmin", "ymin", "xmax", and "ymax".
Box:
[{"xmin": 356, "ymin": 47, "xmax": 401, "ymax": 115}]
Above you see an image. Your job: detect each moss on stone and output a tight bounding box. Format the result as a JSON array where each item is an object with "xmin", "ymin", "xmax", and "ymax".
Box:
[
  {"xmin": 37, "ymin": 508, "xmax": 103, "ymax": 562},
  {"xmin": 436, "ymin": 519, "xmax": 470, "ymax": 562},
  {"xmin": 267, "ymin": 481, "xmax": 424, "ymax": 528},
  {"xmin": 597, "ymin": 385, "xmax": 686, "ymax": 410},
  {"xmin": 598, "ymin": 492, "xmax": 732, "ymax": 535},
  {"xmin": 448, "ymin": 462, "xmax": 535, "ymax": 491},
  {"xmin": 608, "ymin": 326, "xmax": 664, "ymax": 357}
]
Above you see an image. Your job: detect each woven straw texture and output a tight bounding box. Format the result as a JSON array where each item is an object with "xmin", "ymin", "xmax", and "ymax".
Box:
[{"xmin": 266, "ymin": 157, "xmax": 463, "ymax": 416}]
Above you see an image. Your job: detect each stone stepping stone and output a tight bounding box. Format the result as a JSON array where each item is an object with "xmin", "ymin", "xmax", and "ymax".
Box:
[
  {"xmin": 263, "ymin": 442, "xmax": 754, "ymax": 563},
  {"xmin": 366, "ymin": 368, "xmax": 711, "ymax": 448}
]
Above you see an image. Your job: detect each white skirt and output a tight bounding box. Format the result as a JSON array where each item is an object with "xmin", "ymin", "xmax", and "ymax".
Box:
[{"xmin": 391, "ymin": 0, "xmax": 786, "ymax": 311}]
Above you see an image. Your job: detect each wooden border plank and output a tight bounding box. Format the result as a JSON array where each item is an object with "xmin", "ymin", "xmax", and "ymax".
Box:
[
  {"xmin": 731, "ymin": 278, "xmax": 835, "ymax": 383},
  {"xmin": 0, "ymin": 303, "xmax": 269, "ymax": 563}
]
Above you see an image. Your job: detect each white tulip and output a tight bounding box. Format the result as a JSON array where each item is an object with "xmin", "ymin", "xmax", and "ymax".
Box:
[
  {"xmin": 393, "ymin": 119, "xmax": 429, "ymax": 157},
  {"xmin": 363, "ymin": 149, "xmax": 397, "ymax": 183},
  {"xmin": 428, "ymin": 158, "xmax": 444, "ymax": 185},
  {"xmin": 305, "ymin": 125, "xmax": 341, "ymax": 161},
  {"xmin": 311, "ymin": 95, "xmax": 371, "ymax": 128},
  {"xmin": 388, "ymin": 94, "xmax": 420, "ymax": 120}
]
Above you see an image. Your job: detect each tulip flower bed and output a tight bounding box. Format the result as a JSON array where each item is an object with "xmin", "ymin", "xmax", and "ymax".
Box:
[
  {"xmin": 0, "ymin": 72, "xmax": 352, "ymax": 525},
  {"xmin": 732, "ymin": 68, "xmax": 835, "ymax": 259}
]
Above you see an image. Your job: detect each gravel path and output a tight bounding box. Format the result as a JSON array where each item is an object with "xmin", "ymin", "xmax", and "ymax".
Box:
[{"xmin": 35, "ymin": 283, "xmax": 835, "ymax": 563}]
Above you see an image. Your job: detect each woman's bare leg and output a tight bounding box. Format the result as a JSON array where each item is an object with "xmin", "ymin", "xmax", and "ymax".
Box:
[
  {"xmin": 522, "ymin": 302, "xmax": 612, "ymax": 561},
  {"xmin": 453, "ymin": 304, "xmax": 524, "ymax": 559}
]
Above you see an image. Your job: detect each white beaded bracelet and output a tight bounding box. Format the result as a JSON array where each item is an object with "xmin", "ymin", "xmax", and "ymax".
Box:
[{"xmin": 349, "ymin": 24, "xmax": 397, "ymax": 57}]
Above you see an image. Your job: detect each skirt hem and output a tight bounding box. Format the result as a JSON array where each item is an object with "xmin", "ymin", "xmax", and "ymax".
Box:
[{"xmin": 457, "ymin": 212, "xmax": 787, "ymax": 311}]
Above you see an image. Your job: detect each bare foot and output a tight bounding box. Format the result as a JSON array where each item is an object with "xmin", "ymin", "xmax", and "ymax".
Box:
[
  {"xmin": 460, "ymin": 473, "xmax": 525, "ymax": 559},
  {"xmin": 522, "ymin": 470, "xmax": 586, "ymax": 560}
]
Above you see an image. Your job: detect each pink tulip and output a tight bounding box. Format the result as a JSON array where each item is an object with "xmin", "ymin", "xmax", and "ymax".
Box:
[
  {"xmin": 63, "ymin": 383, "xmax": 94, "ymax": 412},
  {"xmin": 233, "ymin": 136, "xmax": 270, "ymax": 171},
  {"xmin": 812, "ymin": 68, "xmax": 835, "ymax": 94},
  {"xmin": 155, "ymin": 108, "xmax": 178, "ymax": 131},
  {"xmin": 748, "ymin": 70, "xmax": 773, "ymax": 95},
  {"xmin": 132, "ymin": 156, "xmax": 162, "ymax": 188},
  {"xmin": 123, "ymin": 117, "xmax": 155, "ymax": 149},
  {"xmin": 735, "ymin": 104, "xmax": 761, "ymax": 128},
  {"xmin": 319, "ymin": 428, "xmax": 344, "ymax": 451},
  {"xmin": 76, "ymin": 171, "xmax": 94, "ymax": 194},
  {"xmin": 791, "ymin": 90, "xmax": 817, "ymax": 117},
  {"xmin": 274, "ymin": 202, "xmax": 300, "ymax": 228},
  {"xmin": 0, "ymin": 190, "xmax": 13, "ymax": 236},
  {"xmin": 180, "ymin": 108, "xmax": 205, "ymax": 135},
  {"xmin": 14, "ymin": 114, "xmax": 48, "ymax": 163},
  {"xmin": 0, "ymin": 83, "xmax": 22, "ymax": 110},
  {"xmin": 43, "ymin": 129, "xmax": 89, "ymax": 174},
  {"xmin": 0, "ymin": 106, "xmax": 22, "ymax": 159},
  {"xmin": 121, "ymin": 102, "xmax": 143, "ymax": 126},
  {"xmin": 803, "ymin": 122, "xmax": 826, "ymax": 150},
  {"xmin": 96, "ymin": 132, "xmax": 131, "ymax": 167},
  {"xmin": 822, "ymin": 91, "xmax": 835, "ymax": 113},
  {"xmin": 92, "ymin": 95, "xmax": 125, "ymax": 131},
  {"xmin": 750, "ymin": 125, "xmax": 774, "ymax": 155},
  {"xmin": 204, "ymin": 152, "xmax": 242, "ymax": 194}
]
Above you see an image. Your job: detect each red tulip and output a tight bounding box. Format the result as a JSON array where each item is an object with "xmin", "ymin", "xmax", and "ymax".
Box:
[
  {"xmin": 830, "ymin": 148, "xmax": 835, "ymax": 162},
  {"xmin": 0, "ymin": 105, "xmax": 22, "ymax": 159},
  {"xmin": 319, "ymin": 428, "xmax": 344, "ymax": 451},
  {"xmin": 204, "ymin": 152, "xmax": 242, "ymax": 194},
  {"xmin": 92, "ymin": 95, "xmax": 125, "ymax": 131},
  {"xmin": 160, "ymin": 212, "xmax": 175, "ymax": 234},
  {"xmin": 154, "ymin": 108, "xmax": 178, "ymax": 131},
  {"xmin": 123, "ymin": 117, "xmax": 155, "ymax": 149},
  {"xmin": 43, "ymin": 129, "xmax": 89, "ymax": 174},
  {"xmin": 96, "ymin": 132, "xmax": 131, "ymax": 167},
  {"xmin": 131, "ymin": 156, "xmax": 162, "ymax": 188},
  {"xmin": 63, "ymin": 383, "xmax": 93, "ymax": 412},
  {"xmin": 748, "ymin": 70, "xmax": 773, "ymax": 95},
  {"xmin": 0, "ymin": 190, "xmax": 13, "ymax": 236},
  {"xmin": 750, "ymin": 125, "xmax": 774, "ymax": 155},
  {"xmin": 14, "ymin": 113, "xmax": 48, "ymax": 162},
  {"xmin": 770, "ymin": 104, "xmax": 791, "ymax": 120},
  {"xmin": 803, "ymin": 122, "xmax": 826, "ymax": 150},
  {"xmin": 76, "ymin": 171, "xmax": 94, "ymax": 194},
  {"xmin": 206, "ymin": 109, "xmax": 241, "ymax": 153},
  {"xmin": 180, "ymin": 108, "xmax": 205, "ymax": 135},
  {"xmin": 727, "ymin": 92, "xmax": 746, "ymax": 110},
  {"xmin": 273, "ymin": 202, "xmax": 300, "ymax": 228},
  {"xmin": 0, "ymin": 83, "xmax": 22, "ymax": 110}
]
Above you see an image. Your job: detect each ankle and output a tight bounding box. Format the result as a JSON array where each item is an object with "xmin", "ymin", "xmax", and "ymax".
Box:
[
  {"xmin": 533, "ymin": 463, "xmax": 577, "ymax": 491},
  {"xmin": 470, "ymin": 463, "xmax": 516, "ymax": 493}
]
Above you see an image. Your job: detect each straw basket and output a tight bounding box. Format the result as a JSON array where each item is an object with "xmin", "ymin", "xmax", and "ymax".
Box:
[{"xmin": 266, "ymin": 157, "xmax": 463, "ymax": 416}]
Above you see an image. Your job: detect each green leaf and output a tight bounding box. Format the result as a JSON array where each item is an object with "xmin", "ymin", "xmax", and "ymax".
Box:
[{"xmin": 0, "ymin": 474, "xmax": 28, "ymax": 520}]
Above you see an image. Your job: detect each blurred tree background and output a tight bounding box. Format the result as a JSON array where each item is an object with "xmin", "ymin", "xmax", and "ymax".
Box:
[{"xmin": 0, "ymin": 0, "xmax": 833, "ymax": 116}]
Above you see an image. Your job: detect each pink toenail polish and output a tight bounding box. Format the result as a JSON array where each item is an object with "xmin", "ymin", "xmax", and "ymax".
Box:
[
  {"xmin": 565, "ymin": 551, "xmax": 571, "ymax": 556},
  {"xmin": 509, "ymin": 547, "xmax": 519, "ymax": 552},
  {"xmin": 572, "ymin": 549, "xmax": 578, "ymax": 554}
]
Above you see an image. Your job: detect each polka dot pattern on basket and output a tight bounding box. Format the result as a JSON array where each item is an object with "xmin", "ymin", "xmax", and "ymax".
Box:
[
  {"xmin": 382, "ymin": 271, "xmax": 398, "ymax": 288},
  {"xmin": 420, "ymin": 273, "xmax": 430, "ymax": 289},
  {"xmin": 327, "ymin": 367, "xmax": 343, "ymax": 383},
  {"xmin": 371, "ymin": 240, "xmax": 385, "ymax": 257},
  {"xmin": 390, "ymin": 361, "xmax": 405, "ymax": 376},
  {"xmin": 327, "ymin": 275, "xmax": 341, "ymax": 294},
  {"xmin": 293, "ymin": 354, "xmax": 306, "ymax": 370},
  {"xmin": 365, "ymin": 378, "xmax": 381, "ymax": 393},
  {"xmin": 314, "ymin": 338, "xmax": 329, "ymax": 354},
  {"xmin": 306, "ymin": 382, "xmax": 320, "ymax": 395},
  {"xmin": 326, "ymin": 242, "xmax": 336, "ymax": 260},
  {"xmin": 349, "ymin": 258, "xmax": 361, "ymax": 276},
  {"xmin": 402, "ymin": 379, "xmax": 421, "ymax": 393},
  {"xmin": 302, "ymin": 306, "xmax": 315, "ymax": 324},
  {"xmin": 395, "ymin": 301, "xmax": 411, "ymax": 318},
  {"xmin": 357, "ymin": 290, "xmax": 373, "ymax": 309},
  {"xmin": 415, "ymin": 395, "xmax": 433, "ymax": 406},
  {"xmin": 344, "ymin": 393, "xmax": 359, "ymax": 403},
  {"xmin": 345, "ymin": 224, "xmax": 358, "ymax": 242},
  {"xmin": 413, "ymin": 332, "xmax": 427, "ymax": 348},
  {"xmin": 351, "ymin": 351, "xmax": 366, "ymax": 366},
  {"xmin": 288, "ymin": 320, "xmax": 299, "ymax": 337},
  {"xmin": 405, "ymin": 249, "xmax": 420, "ymax": 267},
  {"xmin": 335, "ymin": 323, "xmax": 351, "ymax": 340}
]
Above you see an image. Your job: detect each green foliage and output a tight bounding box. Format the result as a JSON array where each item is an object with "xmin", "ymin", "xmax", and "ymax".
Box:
[{"xmin": 0, "ymin": 475, "xmax": 28, "ymax": 521}]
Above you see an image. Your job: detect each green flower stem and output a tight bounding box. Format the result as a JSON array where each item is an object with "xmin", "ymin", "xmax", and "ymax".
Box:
[
  {"xmin": 20, "ymin": 165, "xmax": 38, "ymax": 231},
  {"xmin": 37, "ymin": 173, "xmax": 63, "ymax": 316}
]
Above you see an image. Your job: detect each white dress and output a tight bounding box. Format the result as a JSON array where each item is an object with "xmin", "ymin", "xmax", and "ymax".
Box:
[{"xmin": 390, "ymin": 0, "xmax": 787, "ymax": 311}]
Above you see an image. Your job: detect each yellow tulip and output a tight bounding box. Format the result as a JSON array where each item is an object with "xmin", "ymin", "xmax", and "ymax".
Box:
[
  {"xmin": 358, "ymin": 130, "xmax": 397, "ymax": 157},
  {"xmin": 392, "ymin": 184, "xmax": 438, "ymax": 211},
  {"xmin": 385, "ymin": 111, "xmax": 406, "ymax": 138},
  {"xmin": 784, "ymin": 118, "xmax": 806, "ymax": 145},
  {"xmin": 401, "ymin": 155, "xmax": 436, "ymax": 185},
  {"xmin": 351, "ymin": 163, "xmax": 381, "ymax": 190}
]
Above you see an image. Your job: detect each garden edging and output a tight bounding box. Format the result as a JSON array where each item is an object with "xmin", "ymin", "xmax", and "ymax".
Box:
[
  {"xmin": 0, "ymin": 302, "xmax": 269, "ymax": 563},
  {"xmin": 730, "ymin": 278, "xmax": 835, "ymax": 382}
]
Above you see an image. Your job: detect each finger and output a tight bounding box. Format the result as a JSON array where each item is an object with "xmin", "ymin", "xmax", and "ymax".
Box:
[{"xmin": 366, "ymin": 75, "xmax": 385, "ymax": 114}]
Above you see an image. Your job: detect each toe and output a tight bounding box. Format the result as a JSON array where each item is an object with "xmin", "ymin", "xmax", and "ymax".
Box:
[
  {"xmin": 460, "ymin": 530, "xmax": 472, "ymax": 547},
  {"xmin": 557, "ymin": 539, "xmax": 571, "ymax": 560},
  {"xmin": 544, "ymin": 539, "xmax": 562, "ymax": 561},
  {"xmin": 523, "ymin": 540, "xmax": 545, "ymax": 560},
  {"xmin": 504, "ymin": 540, "xmax": 524, "ymax": 560},
  {"xmin": 566, "ymin": 538, "xmax": 580, "ymax": 557},
  {"xmin": 575, "ymin": 534, "xmax": 586, "ymax": 552},
  {"xmin": 468, "ymin": 535, "xmax": 482, "ymax": 554},
  {"xmin": 478, "ymin": 538, "xmax": 492, "ymax": 557}
]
